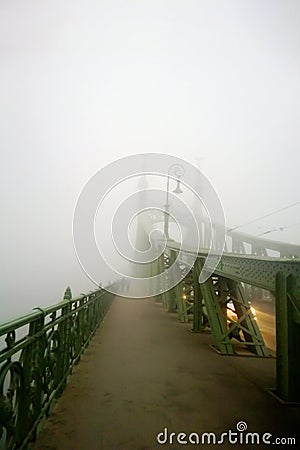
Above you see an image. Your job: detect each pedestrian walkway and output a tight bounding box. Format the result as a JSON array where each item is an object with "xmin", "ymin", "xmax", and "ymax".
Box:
[{"xmin": 33, "ymin": 296, "xmax": 300, "ymax": 449}]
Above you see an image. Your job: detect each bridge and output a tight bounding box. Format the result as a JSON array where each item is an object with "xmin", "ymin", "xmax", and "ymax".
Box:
[{"xmin": 1, "ymin": 168, "xmax": 300, "ymax": 448}]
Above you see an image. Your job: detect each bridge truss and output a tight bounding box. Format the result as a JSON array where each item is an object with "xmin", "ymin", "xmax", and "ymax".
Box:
[{"xmin": 141, "ymin": 210, "xmax": 300, "ymax": 403}]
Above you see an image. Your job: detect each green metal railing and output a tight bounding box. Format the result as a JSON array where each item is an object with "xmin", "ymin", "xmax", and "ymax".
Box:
[{"xmin": 0, "ymin": 285, "xmax": 115, "ymax": 450}]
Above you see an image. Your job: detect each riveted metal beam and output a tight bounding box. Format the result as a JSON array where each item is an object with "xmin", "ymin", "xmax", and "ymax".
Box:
[
  {"xmin": 176, "ymin": 268, "xmax": 192, "ymax": 323},
  {"xmin": 226, "ymin": 280, "xmax": 269, "ymax": 357},
  {"xmin": 165, "ymin": 250, "xmax": 178, "ymax": 313},
  {"xmin": 165, "ymin": 243, "xmax": 300, "ymax": 400},
  {"xmin": 275, "ymin": 272, "xmax": 300, "ymax": 402},
  {"xmin": 192, "ymin": 260, "xmax": 208, "ymax": 332},
  {"xmin": 196, "ymin": 259, "xmax": 234, "ymax": 355},
  {"xmin": 167, "ymin": 243, "xmax": 300, "ymax": 294}
]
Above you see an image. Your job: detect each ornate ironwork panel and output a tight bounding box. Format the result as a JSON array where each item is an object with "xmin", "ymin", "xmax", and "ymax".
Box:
[{"xmin": 0, "ymin": 285, "xmax": 115, "ymax": 449}]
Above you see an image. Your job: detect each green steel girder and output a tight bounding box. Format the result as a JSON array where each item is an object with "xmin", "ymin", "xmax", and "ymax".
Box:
[
  {"xmin": 192, "ymin": 263, "xmax": 206, "ymax": 332},
  {"xmin": 151, "ymin": 253, "xmax": 166, "ymax": 306},
  {"xmin": 192, "ymin": 271, "xmax": 213, "ymax": 331},
  {"xmin": 161, "ymin": 253, "xmax": 170, "ymax": 309},
  {"xmin": 275, "ymin": 272, "xmax": 300, "ymax": 402},
  {"xmin": 154, "ymin": 254, "xmax": 165, "ymax": 303},
  {"xmin": 165, "ymin": 243, "xmax": 300, "ymax": 402},
  {"xmin": 165, "ymin": 250, "xmax": 178, "ymax": 313},
  {"xmin": 176, "ymin": 280, "xmax": 193, "ymax": 323},
  {"xmin": 156, "ymin": 252, "xmax": 173, "ymax": 310},
  {"xmin": 175, "ymin": 269, "xmax": 193, "ymax": 323},
  {"xmin": 177, "ymin": 251, "xmax": 300, "ymax": 296},
  {"xmin": 196, "ymin": 264, "xmax": 234, "ymax": 355},
  {"xmin": 212, "ymin": 254, "xmax": 300, "ymax": 296},
  {"xmin": 226, "ymin": 279, "xmax": 269, "ymax": 356},
  {"xmin": 160, "ymin": 253, "xmax": 267, "ymax": 354},
  {"xmin": 203, "ymin": 278, "xmax": 268, "ymax": 356},
  {"xmin": 167, "ymin": 243, "xmax": 300, "ymax": 294}
]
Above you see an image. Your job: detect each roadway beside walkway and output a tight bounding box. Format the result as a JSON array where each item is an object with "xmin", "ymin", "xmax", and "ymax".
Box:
[{"xmin": 32, "ymin": 296, "xmax": 300, "ymax": 450}]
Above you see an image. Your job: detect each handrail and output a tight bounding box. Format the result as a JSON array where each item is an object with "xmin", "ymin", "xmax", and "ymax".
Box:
[{"xmin": 0, "ymin": 283, "xmax": 117, "ymax": 449}]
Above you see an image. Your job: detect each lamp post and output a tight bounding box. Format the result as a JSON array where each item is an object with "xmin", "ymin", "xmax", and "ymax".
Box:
[{"xmin": 164, "ymin": 164, "xmax": 185, "ymax": 239}]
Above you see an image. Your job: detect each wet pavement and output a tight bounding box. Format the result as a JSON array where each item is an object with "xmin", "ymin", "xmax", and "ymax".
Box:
[{"xmin": 32, "ymin": 296, "xmax": 300, "ymax": 449}]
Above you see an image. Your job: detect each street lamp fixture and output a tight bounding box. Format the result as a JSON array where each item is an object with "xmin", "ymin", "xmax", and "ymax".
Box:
[
  {"xmin": 164, "ymin": 164, "xmax": 185, "ymax": 239},
  {"xmin": 173, "ymin": 178, "xmax": 183, "ymax": 194}
]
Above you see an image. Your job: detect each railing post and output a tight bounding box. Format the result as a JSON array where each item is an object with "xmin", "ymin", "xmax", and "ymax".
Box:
[
  {"xmin": 175, "ymin": 279, "xmax": 187, "ymax": 322},
  {"xmin": 161, "ymin": 252, "xmax": 170, "ymax": 309},
  {"xmin": 166, "ymin": 250, "xmax": 178, "ymax": 313},
  {"xmin": 156, "ymin": 254, "xmax": 164, "ymax": 302},
  {"xmin": 58, "ymin": 287, "xmax": 72, "ymax": 395},
  {"xmin": 275, "ymin": 272, "xmax": 300, "ymax": 402},
  {"xmin": 192, "ymin": 258, "xmax": 204, "ymax": 332},
  {"xmin": 19, "ymin": 311, "xmax": 46, "ymax": 444}
]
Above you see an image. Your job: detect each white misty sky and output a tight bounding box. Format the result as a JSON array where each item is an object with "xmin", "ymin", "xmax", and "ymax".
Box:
[{"xmin": 1, "ymin": 0, "xmax": 300, "ymax": 319}]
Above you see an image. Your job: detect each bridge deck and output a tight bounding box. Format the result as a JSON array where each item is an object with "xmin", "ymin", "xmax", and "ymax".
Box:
[{"xmin": 33, "ymin": 296, "xmax": 299, "ymax": 449}]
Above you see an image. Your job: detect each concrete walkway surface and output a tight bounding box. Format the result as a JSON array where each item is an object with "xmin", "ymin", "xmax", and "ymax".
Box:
[{"xmin": 32, "ymin": 296, "xmax": 300, "ymax": 450}]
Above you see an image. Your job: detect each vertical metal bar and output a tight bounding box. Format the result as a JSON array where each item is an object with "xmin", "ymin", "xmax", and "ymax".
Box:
[
  {"xmin": 166, "ymin": 250, "xmax": 178, "ymax": 313},
  {"xmin": 192, "ymin": 259, "xmax": 204, "ymax": 332},
  {"xmin": 161, "ymin": 252, "xmax": 169, "ymax": 308},
  {"xmin": 287, "ymin": 275, "xmax": 300, "ymax": 402},
  {"xmin": 275, "ymin": 272, "xmax": 293, "ymax": 401},
  {"xmin": 175, "ymin": 277, "xmax": 188, "ymax": 323},
  {"xmin": 157, "ymin": 253, "xmax": 165, "ymax": 302},
  {"xmin": 60, "ymin": 291, "xmax": 72, "ymax": 393}
]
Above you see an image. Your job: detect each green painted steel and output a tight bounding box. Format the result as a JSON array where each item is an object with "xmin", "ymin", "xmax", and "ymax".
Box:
[
  {"xmin": 275, "ymin": 272, "xmax": 300, "ymax": 402},
  {"xmin": 0, "ymin": 285, "xmax": 115, "ymax": 450},
  {"xmin": 167, "ymin": 243, "xmax": 300, "ymax": 294},
  {"xmin": 176, "ymin": 269, "xmax": 193, "ymax": 323},
  {"xmin": 157, "ymin": 254, "xmax": 166, "ymax": 303},
  {"xmin": 153, "ymin": 242, "xmax": 300, "ymax": 402},
  {"xmin": 192, "ymin": 264, "xmax": 206, "ymax": 332},
  {"xmin": 197, "ymin": 264, "xmax": 235, "ymax": 355},
  {"xmin": 226, "ymin": 279, "xmax": 268, "ymax": 356},
  {"xmin": 175, "ymin": 278, "xmax": 189, "ymax": 323},
  {"xmin": 165, "ymin": 250, "xmax": 177, "ymax": 313},
  {"xmin": 161, "ymin": 254, "xmax": 169, "ymax": 309}
]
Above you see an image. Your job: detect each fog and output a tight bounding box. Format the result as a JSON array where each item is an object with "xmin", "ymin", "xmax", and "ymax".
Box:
[{"xmin": 1, "ymin": 0, "xmax": 300, "ymax": 320}]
